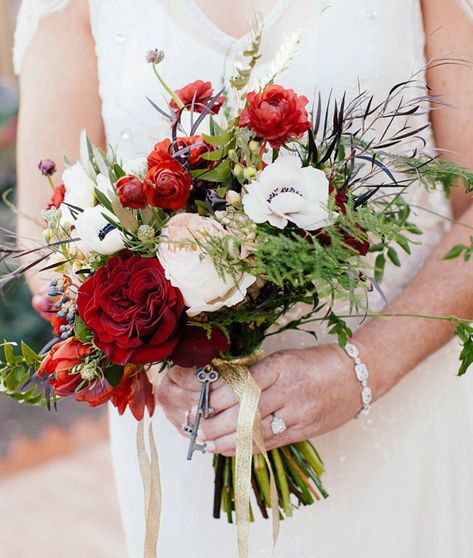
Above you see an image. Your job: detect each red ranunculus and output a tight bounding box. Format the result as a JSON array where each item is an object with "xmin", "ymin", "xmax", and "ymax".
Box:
[
  {"xmin": 144, "ymin": 159, "xmax": 192, "ymax": 210},
  {"xmin": 111, "ymin": 364, "xmax": 155, "ymax": 421},
  {"xmin": 172, "ymin": 324, "xmax": 230, "ymax": 368},
  {"xmin": 46, "ymin": 183, "xmax": 66, "ymax": 210},
  {"xmin": 147, "ymin": 136, "xmax": 206, "ymax": 169},
  {"xmin": 76, "ymin": 250, "xmax": 184, "ymax": 365},
  {"xmin": 38, "ymin": 337, "xmax": 114, "ymax": 405},
  {"xmin": 239, "ymin": 85, "xmax": 312, "ymax": 149},
  {"xmin": 116, "ymin": 175, "xmax": 147, "ymax": 209},
  {"xmin": 170, "ymin": 80, "xmax": 224, "ymax": 114}
]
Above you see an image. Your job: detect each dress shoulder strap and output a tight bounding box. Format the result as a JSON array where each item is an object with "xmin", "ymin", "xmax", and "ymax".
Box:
[{"xmin": 13, "ymin": 0, "xmax": 70, "ymax": 75}]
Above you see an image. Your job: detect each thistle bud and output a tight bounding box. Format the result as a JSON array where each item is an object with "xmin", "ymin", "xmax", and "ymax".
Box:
[
  {"xmin": 146, "ymin": 49, "xmax": 165, "ymax": 65},
  {"xmin": 38, "ymin": 159, "xmax": 57, "ymax": 176},
  {"xmin": 137, "ymin": 224, "xmax": 156, "ymax": 242}
]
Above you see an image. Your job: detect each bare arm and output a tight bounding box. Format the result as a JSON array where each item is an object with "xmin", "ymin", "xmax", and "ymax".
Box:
[
  {"xmin": 16, "ymin": 0, "xmax": 105, "ymax": 293},
  {"xmin": 354, "ymin": 0, "xmax": 473, "ymax": 397}
]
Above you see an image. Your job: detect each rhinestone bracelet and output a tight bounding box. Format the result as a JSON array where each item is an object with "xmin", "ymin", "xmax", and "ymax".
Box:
[{"xmin": 344, "ymin": 343, "xmax": 372, "ymax": 418}]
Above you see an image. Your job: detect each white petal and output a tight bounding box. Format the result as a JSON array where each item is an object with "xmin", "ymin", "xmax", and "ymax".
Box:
[{"xmin": 74, "ymin": 206, "xmax": 125, "ymax": 255}]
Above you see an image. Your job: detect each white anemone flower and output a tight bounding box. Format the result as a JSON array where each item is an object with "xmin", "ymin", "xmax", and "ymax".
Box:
[
  {"xmin": 242, "ymin": 156, "xmax": 331, "ymax": 231},
  {"xmin": 74, "ymin": 206, "xmax": 126, "ymax": 256}
]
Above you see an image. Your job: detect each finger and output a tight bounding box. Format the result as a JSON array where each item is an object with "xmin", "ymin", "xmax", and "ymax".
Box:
[
  {"xmin": 207, "ymin": 383, "xmax": 239, "ymax": 414},
  {"xmin": 257, "ymin": 384, "xmax": 286, "ymax": 419},
  {"xmin": 205, "ymin": 432, "xmax": 237, "ymax": 456},
  {"xmin": 167, "ymin": 366, "xmax": 201, "ymax": 391},
  {"xmin": 199, "ymin": 404, "xmax": 240, "ymax": 441},
  {"xmin": 155, "ymin": 376, "xmax": 201, "ymax": 410},
  {"xmin": 260, "ymin": 409, "xmax": 293, "ymax": 442}
]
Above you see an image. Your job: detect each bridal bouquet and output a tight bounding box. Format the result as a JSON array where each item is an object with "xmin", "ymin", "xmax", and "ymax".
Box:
[{"xmin": 1, "ymin": 29, "xmax": 473, "ymax": 556}]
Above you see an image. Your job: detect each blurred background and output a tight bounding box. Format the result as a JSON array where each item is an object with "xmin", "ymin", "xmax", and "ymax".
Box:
[{"xmin": 0, "ymin": 2, "xmax": 125, "ymax": 556}]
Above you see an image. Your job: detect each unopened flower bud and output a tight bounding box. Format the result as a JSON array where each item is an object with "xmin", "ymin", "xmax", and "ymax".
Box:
[
  {"xmin": 243, "ymin": 167, "xmax": 257, "ymax": 180},
  {"xmin": 233, "ymin": 164, "xmax": 244, "ymax": 178},
  {"xmin": 249, "ymin": 140, "xmax": 260, "ymax": 152},
  {"xmin": 38, "ymin": 159, "xmax": 57, "ymax": 176},
  {"xmin": 226, "ymin": 190, "xmax": 241, "ymax": 207},
  {"xmin": 146, "ymin": 49, "xmax": 165, "ymax": 64},
  {"xmin": 227, "ymin": 149, "xmax": 238, "ymax": 162},
  {"xmin": 137, "ymin": 224, "xmax": 156, "ymax": 242}
]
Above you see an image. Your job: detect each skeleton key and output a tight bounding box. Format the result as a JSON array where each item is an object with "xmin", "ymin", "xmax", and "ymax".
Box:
[
  {"xmin": 196, "ymin": 366, "xmax": 219, "ymax": 419},
  {"xmin": 186, "ymin": 367, "xmax": 220, "ymax": 460}
]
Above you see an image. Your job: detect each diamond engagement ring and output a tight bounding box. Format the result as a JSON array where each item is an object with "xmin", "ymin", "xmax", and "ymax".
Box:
[{"xmin": 271, "ymin": 414, "xmax": 287, "ymax": 435}]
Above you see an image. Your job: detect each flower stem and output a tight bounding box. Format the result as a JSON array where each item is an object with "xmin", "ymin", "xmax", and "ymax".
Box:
[
  {"xmin": 253, "ymin": 454, "xmax": 271, "ymax": 506},
  {"xmin": 295, "ymin": 441, "xmax": 325, "ymax": 477},
  {"xmin": 152, "ymin": 64, "xmax": 185, "ymax": 110},
  {"xmin": 281, "ymin": 446, "xmax": 320, "ymax": 501},
  {"xmin": 271, "ymin": 448, "xmax": 292, "ymax": 517}
]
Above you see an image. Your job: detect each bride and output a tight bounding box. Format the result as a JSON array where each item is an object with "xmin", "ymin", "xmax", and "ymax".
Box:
[{"xmin": 14, "ymin": 0, "xmax": 473, "ymax": 556}]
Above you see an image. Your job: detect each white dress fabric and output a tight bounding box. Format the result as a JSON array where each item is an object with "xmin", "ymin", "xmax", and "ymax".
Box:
[{"xmin": 14, "ymin": 1, "xmax": 473, "ymax": 557}]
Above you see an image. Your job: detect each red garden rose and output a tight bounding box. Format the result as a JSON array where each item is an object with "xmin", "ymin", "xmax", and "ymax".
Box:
[
  {"xmin": 116, "ymin": 175, "xmax": 147, "ymax": 209},
  {"xmin": 239, "ymin": 85, "xmax": 312, "ymax": 149},
  {"xmin": 147, "ymin": 136, "xmax": 206, "ymax": 169},
  {"xmin": 76, "ymin": 250, "xmax": 184, "ymax": 365},
  {"xmin": 170, "ymin": 80, "xmax": 224, "ymax": 114},
  {"xmin": 144, "ymin": 159, "xmax": 192, "ymax": 210},
  {"xmin": 171, "ymin": 324, "xmax": 230, "ymax": 368},
  {"xmin": 46, "ymin": 183, "xmax": 66, "ymax": 210}
]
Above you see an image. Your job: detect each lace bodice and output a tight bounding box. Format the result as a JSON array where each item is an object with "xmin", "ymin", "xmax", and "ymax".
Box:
[{"xmin": 14, "ymin": 0, "xmax": 458, "ymax": 345}]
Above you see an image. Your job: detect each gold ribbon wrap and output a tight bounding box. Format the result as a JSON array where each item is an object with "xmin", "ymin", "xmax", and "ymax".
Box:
[
  {"xmin": 136, "ymin": 351, "xmax": 279, "ymax": 558},
  {"xmin": 137, "ymin": 420, "xmax": 162, "ymax": 558},
  {"xmin": 212, "ymin": 352, "xmax": 280, "ymax": 558}
]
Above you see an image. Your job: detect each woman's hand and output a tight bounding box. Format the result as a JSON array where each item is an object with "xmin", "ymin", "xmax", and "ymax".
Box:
[{"xmin": 155, "ymin": 344, "xmax": 363, "ymax": 456}]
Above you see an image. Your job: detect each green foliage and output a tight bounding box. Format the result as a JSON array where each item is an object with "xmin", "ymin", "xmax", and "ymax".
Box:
[
  {"xmin": 0, "ymin": 341, "xmax": 48, "ymax": 407},
  {"xmin": 449, "ymin": 319, "xmax": 473, "ymax": 376},
  {"xmin": 443, "ymin": 237, "xmax": 473, "ymax": 262},
  {"xmin": 229, "ymin": 17, "xmax": 262, "ymax": 93},
  {"xmin": 418, "ymin": 157, "xmax": 473, "ymax": 195},
  {"xmin": 327, "ymin": 314, "xmax": 353, "ymax": 347}
]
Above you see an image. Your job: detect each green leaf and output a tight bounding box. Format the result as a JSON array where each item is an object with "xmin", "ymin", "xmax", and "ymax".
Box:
[
  {"xmin": 103, "ymin": 365, "xmax": 124, "ymax": 388},
  {"xmin": 74, "ymin": 316, "xmax": 93, "ymax": 344},
  {"xmin": 200, "ymin": 148, "xmax": 225, "ymax": 162},
  {"xmin": 452, "ymin": 320, "xmax": 473, "ymax": 376},
  {"xmin": 3, "ymin": 341, "xmax": 15, "ymax": 365},
  {"xmin": 443, "ymin": 244, "xmax": 467, "ymax": 261},
  {"xmin": 191, "ymin": 159, "xmax": 231, "ymax": 183},
  {"xmin": 94, "ymin": 187, "xmax": 114, "ymax": 213},
  {"xmin": 327, "ymin": 313, "xmax": 353, "ymax": 347},
  {"xmin": 387, "ymin": 247, "xmax": 401, "ymax": 267},
  {"xmin": 21, "ymin": 342, "xmax": 40, "ymax": 367},
  {"xmin": 202, "ymin": 130, "xmax": 234, "ymax": 146},
  {"xmin": 113, "ymin": 163, "xmax": 126, "ymax": 180},
  {"xmin": 374, "ymin": 254, "xmax": 386, "ymax": 283}
]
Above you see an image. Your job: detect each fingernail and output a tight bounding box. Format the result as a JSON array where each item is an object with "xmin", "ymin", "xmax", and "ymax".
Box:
[
  {"xmin": 197, "ymin": 428, "xmax": 206, "ymax": 441},
  {"xmin": 205, "ymin": 441, "xmax": 216, "ymax": 453}
]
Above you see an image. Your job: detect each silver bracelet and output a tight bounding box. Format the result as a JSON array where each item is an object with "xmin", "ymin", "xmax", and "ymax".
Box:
[{"xmin": 344, "ymin": 343, "xmax": 372, "ymax": 418}]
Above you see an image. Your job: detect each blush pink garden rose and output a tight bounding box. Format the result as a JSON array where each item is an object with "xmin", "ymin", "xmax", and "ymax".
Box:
[{"xmin": 157, "ymin": 213, "xmax": 256, "ymax": 317}]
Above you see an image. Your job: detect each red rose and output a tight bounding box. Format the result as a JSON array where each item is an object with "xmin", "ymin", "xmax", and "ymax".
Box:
[
  {"xmin": 147, "ymin": 136, "xmax": 206, "ymax": 169},
  {"xmin": 170, "ymin": 80, "xmax": 224, "ymax": 114},
  {"xmin": 46, "ymin": 183, "xmax": 66, "ymax": 210},
  {"xmin": 144, "ymin": 159, "xmax": 191, "ymax": 210},
  {"xmin": 76, "ymin": 250, "xmax": 184, "ymax": 365},
  {"xmin": 116, "ymin": 175, "xmax": 147, "ymax": 209},
  {"xmin": 111, "ymin": 364, "xmax": 155, "ymax": 421},
  {"xmin": 239, "ymin": 85, "xmax": 312, "ymax": 149},
  {"xmin": 172, "ymin": 324, "xmax": 230, "ymax": 368}
]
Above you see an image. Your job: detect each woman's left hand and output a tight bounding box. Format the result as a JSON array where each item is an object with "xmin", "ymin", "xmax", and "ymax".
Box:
[{"xmin": 201, "ymin": 344, "xmax": 363, "ymax": 456}]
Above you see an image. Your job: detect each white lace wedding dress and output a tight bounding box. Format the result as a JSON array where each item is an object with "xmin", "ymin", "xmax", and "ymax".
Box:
[{"xmin": 14, "ymin": 1, "xmax": 473, "ymax": 557}]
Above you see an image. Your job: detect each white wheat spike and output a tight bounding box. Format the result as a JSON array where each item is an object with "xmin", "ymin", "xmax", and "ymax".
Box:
[{"xmin": 258, "ymin": 29, "xmax": 306, "ymax": 89}]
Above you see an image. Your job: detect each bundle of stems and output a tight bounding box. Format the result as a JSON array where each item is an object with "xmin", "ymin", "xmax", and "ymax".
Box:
[{"xmin": 213, "ymin": 440, "xmax": 328, "ymax": 521}]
